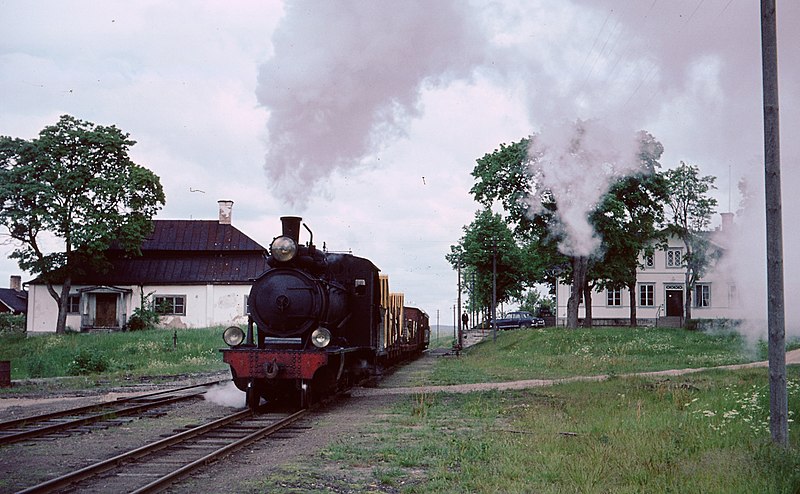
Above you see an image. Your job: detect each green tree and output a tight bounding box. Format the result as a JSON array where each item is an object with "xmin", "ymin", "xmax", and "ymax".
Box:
[
  {"xmin": 470, "ymin": 130, "xmax": 670, "ymax": 328},
  {"xmin": 469, "ymin": 139, "xmax": 570, "ymax": 295},
  {"xmin": 0, "ymin": 115, "xmax": 165, "ymax": 333},
  {"xmin": 591, "ymin": 131, "xmax": 669, "ymax": 326},
  {"xmin": 446, "ymin": 209, "xmax": 529, "ymax": 318},
  {"xmin": 663, "ymin": 161, "xmax": 717, "ymax": 327}
]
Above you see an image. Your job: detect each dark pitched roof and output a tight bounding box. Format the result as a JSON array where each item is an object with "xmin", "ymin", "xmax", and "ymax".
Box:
[
  {"xmin": 141, "ymin": 220, "xmax": 265, "ymax": 252},
  {"xmin": 0, "ymin": 288, "xmax": 27, "ymax": 313},
  {"xmin": 76, "ymin": 254, "xmax": 269, "ymax": 285},
  {"xmin": 32, "ymin": 219, "xmax": 270, "ymax": 286}
]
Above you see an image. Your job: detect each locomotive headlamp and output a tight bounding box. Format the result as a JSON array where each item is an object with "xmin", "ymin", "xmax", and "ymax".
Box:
[
  {"xmin": 223, "ymin": 325, "xmax": 245, "ymax": 347},
  {"xmin": 270, "ymin": 236, "xmax": 298, "ymax": 262},
  {"xmin": 311, "ymin": 327, "xmax": 332, "ymax": 348}
]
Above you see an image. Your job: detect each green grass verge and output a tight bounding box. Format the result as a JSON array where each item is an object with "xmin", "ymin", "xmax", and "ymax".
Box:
[
  {"xmin": 0, "ymin": 327, "xmax": 228, "ymax": 390},
  {"xmin": 240, "ymin": 328, "xmax": 800, "ymax": 493},
  {"xmin": 251, "ymin": 367, "xmax": 800, "ymax": 493},
  {"xmin": 430, "ymin": 327, "xmax": 796, "ymax": 384}
]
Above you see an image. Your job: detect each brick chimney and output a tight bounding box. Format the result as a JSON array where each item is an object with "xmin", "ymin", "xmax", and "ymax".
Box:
[
  {"xmin": 10, "ymin": 275, "xmax": 21, "ymax": 292},
  {"xmin": 218, "ymin": 200, "xmax": 234, "ymax": 225},
  {"xmin": 720, "ymin": 212, "xmax": 734, "ymax": 232}
]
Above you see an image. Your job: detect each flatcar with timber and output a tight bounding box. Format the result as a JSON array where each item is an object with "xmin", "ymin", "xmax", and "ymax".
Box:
[{"xmin": 220, "ymin": 216, "xmax": 429, "ymax": 409}]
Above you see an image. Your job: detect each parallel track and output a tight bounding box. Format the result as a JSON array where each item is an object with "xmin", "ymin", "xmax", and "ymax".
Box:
[
  {"xmin": 0, "ymin": 381, "xmax": 225, "ymax": 445},
  {"xmin": 16, "ymin": 408, "xmax": 308, "ymax": 494}
]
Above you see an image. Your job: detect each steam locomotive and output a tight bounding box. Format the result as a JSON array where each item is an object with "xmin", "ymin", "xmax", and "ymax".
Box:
[{"xmin": 220, "ymin": 216, "xmax": 429, "ymax": 409}]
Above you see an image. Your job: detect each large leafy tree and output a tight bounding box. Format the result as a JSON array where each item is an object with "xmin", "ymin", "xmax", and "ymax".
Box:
[
  {"xmin": 591, "ymin": 132, "xmax": 669, "ymax": 326},
  {"xmin": 470, "ymin": 130, "xmax": 669, "ymax": 328},
  {"xmin": 446, "ymin": 209, "xmax": 529, "ymax": 318},
  {"xmin": 0, "ymin": 115, "xmax": 166, "ymax": 332},
  {"xmin": 663, "ymin": 161, "xmax": 717, "ymax": 327}
]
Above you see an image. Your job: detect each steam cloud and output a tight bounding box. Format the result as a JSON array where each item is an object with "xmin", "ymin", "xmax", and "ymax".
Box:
[
  {"xmin": 256, "ymin": 2, "xmax": 800, "ymax": 336},
  {"xmin": 256, "ymin": 0, "xmax": 486, "ymax": 208},
  {"xmin": 204, "ymin": 381, "xmax": 245, "ymax": 408},
  {"xmin": 525, "ymin": 119, "xmax": 640, "ymax": 257}
]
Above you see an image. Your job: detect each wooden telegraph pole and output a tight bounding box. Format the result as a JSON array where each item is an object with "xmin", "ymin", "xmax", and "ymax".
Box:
[{"xmin": 761, "ymin": 0, "xmax": 788, "ymax": 446}]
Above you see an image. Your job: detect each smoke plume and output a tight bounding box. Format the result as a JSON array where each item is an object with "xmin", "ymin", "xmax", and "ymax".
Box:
[
  {"xmin": 204, "ymin": 381, "xmax": 245, "ymax": 408},
  {"xmin": 525, "ymin": 119, "xmax": 641, "ymax": 257},
  {"xmin": 256, "ymin": 0, "xmax": 486, "ymax": 208}
]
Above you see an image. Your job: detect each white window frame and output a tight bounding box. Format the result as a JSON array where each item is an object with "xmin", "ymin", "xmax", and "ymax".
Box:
[
  {"xmin": 67, "ymin": 294, "xmax": 81, "ymax": 314},
  {"xmin": 728, "ymin": 284, "xmax": 738, "ymax": 307},
  {"xmin": 643, "ymin": 253, "xmax": 655, "ymax": 269},
  {"xmin": 695, "ymin": 284, "xmax": 711, "ymax": 308},
  {"xmin": 666, "ymin": 248, "xmax": 683, "ymax": 268},
  {"xmin": 155, "ymin": 295, "xmax": 186, "ymax": 316},
  {"xmin": 607, "ymin": 288, "xmax": 622, "ymax": 307},
  {"xmin": 639, "ymin": 284, "xmax": 655, "ymax": 307}
]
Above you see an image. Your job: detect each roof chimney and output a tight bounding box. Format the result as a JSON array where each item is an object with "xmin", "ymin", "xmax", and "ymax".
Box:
[
  {"xmin": 10, "ymin": 275, "xmax": 21, "ymax": 292},
  {"xmin": 720, "ymin": 212, "xmax": 734, "ymax": 232},
  {"xmin": 218, "ymin": 200, "xmax": 234, "ymax": 225}
]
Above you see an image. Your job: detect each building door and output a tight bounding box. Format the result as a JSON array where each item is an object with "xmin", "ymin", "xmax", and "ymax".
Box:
[
  {"xmin": 95, "ymin": 293, "xmax": 118, "ymax": 327},
  {"xmin": 666, "ymin": 288, "xmax": 683, "ymax": 317}
]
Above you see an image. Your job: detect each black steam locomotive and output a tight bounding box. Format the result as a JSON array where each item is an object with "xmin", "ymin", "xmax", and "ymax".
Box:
[{"xmin": 220, "ymin": 216, "xmax": 429, "ymax": 409}]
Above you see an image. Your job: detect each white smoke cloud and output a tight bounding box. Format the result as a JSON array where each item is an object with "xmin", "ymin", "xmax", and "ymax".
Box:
[
  {"xmin": 254, "ymin": 0, "xmax": 800, "ymax": 333},
  {"xmin": 256, "ymin": 0, "xmax": 487, "ymax": 209},
  {"xmin": 204, "ymin": 381, "xmax": 245, "ymax": 408},
  {"xmin": 525, "ymin": 119, "xmax": 641, "ymax": 257}
]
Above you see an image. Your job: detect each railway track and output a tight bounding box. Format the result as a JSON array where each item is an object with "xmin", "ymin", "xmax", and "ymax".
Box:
[
  {"xmin": 16, "ymin": 408, "xmax": 308, "ymax": 494},
  {"xmin": 0, "ymin": 381, "xmax": 224, "ymax": 445}
]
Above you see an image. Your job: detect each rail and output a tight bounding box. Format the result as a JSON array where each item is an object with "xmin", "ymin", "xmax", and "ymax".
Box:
[{"xmin": 17, "ymin": 408, "xmax": 308, "ymax": 494}]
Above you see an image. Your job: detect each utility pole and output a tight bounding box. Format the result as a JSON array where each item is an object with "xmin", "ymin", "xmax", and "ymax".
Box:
[
  {"xmin": 492, "ymin": 236, "xmax": 498, "ymax": 342},
  {"xmin": 761, "ymin": 0, "xmax": 787, "ymax": 446},
  {"xmin": 457, "ymin": 263, "xmax": 463, "ymax": 351}
]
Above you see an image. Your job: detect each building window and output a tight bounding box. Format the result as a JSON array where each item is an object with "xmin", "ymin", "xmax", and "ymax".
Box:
[
  {"xmin": 155, "ymin": 295, "xmax": 186, "ymax": 316},
  {"xmin": 728, "ymin": 284, "xmax": 737, "ymax": 306},
  {"xmin": 67, "ymin": 294, "xmax": 80, "ymax": 314},
  {"xmin": 643, "ymin": 253, "xmax": 655, "ymax": 269},
  {"xmin": 639, "ymin": 284, "xmax": 655, "ymax": 307},
  {"xmin": 695, "ymin": 284, "xmax": 711, "ymax": 308},
  {"xmin": 607, "ymin": 288, "xmax": 622, "ymax": 306},
  {"xmin": 666, "ymin": 248, "xmax": 683, "ymax": 268}
]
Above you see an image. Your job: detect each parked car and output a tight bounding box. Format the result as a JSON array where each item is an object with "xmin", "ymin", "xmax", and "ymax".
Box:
[{"xmin": 493, "ymin": 311, "xmax": 545, "ymax": 330}]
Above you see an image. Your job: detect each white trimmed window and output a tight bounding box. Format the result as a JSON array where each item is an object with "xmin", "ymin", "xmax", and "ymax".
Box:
[
  {"xmin": 607, "ymin": 288, "xmax": 622, "ymax": 306},
  {"xmin": 155, "ymin": 295, "xmax": 186, "ymax": 316},
  {"xmin": 639, "ymin": 284, "xmax": 655, "ymax": 307},
  {"xmin": 728, "ymin": 284, "xmax": 738, "ymax": 306},
  {"xmin": 695, "ymin": 284, "xmax": 711, "ymax": 308},
  {"xmin": 67, "ymin": 294, "xmax": 81, "ymax": 314},
  {"xmin": 666, "ymin": 248, "xmax": 683, "ymax": 268},
  {"xmin": 643, "ymin": 253, "xmax": 655, "ymax": 269}
]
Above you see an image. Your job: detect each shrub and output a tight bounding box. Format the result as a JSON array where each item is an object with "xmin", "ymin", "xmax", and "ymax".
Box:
[
  {"xmin": 0, "ymin": 313, "xmax": 25, "ymax": 335},
  {"xmin": 67, "ymin": 348, "xmax": 111, "ymax": 375},
  {"xmin": 128, "ymin": 305, "xmax": 161, "ymax": 331}
]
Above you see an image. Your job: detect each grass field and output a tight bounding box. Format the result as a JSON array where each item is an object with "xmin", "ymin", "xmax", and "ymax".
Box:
[
  {"xmin": 2, "ymin": 326, "xmax": 799, "ymax": 492},
  {"xmin": 258, "ymin": 328, "xmax": 800, "ymax": 493},
  {"xmin": 0, "ymin": 327, "xmax": 228, "ymax": 392}
]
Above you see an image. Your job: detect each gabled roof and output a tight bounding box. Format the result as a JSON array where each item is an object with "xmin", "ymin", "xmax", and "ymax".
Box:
[
  {"xmin": 31, "ymin": 219, "xmax": 270, "ymax": 286},
  {"xmin": 0, "ymin": 288, "xmax": 27, "ymax": 313},
  {"xmin": 76, "ymin": 254, "xmax": 270, "ymax": 285},
  {"xmin": 140, "ymin": 220, "xmax": 265, "ymax": 252}
]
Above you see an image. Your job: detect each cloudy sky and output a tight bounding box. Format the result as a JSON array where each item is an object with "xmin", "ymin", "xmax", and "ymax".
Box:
[{"xmin": 1, "ymin": 0, "xmax": 798, "ymax": 330}]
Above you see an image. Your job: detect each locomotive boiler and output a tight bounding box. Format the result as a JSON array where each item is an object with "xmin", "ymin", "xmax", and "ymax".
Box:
[{"xmin": 220, "ymin": 216, "xmax": 429, "ymax": 409}]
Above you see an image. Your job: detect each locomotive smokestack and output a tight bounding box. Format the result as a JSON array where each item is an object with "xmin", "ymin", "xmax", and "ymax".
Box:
[{"xmin": 280, "ymin": 216, "xmax": 302, "ymax": 244}]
